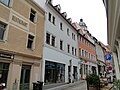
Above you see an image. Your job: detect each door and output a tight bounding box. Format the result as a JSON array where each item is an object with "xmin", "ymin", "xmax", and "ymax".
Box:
[{"xmin": 20, "ymin": 65, "xmax": 31, "ymax": 90}]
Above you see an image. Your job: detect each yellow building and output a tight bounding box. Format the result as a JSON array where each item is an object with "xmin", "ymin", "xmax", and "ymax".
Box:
[{"xmin": 0, "ymin": 0, "xmax": 45, "ymax": 90}]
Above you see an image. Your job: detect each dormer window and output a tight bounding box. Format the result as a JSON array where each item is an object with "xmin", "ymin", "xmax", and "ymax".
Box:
[
  {"xmin": 55, "ymin": 4, "xmax": 61, "ymax": 12},
  {"xmin": 62, "ymin": 12, "xmax": 67, "ymax": 18}
]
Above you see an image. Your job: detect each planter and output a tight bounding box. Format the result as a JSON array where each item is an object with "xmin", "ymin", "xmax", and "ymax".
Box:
[{"xmin": 88, "ymin": 85, "xmax": 99, "ymax": 90}]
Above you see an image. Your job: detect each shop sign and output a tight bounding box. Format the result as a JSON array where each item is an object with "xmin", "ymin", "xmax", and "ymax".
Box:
[
  {"xmin": 0, "ymin": 53, "xmax": 14, "ymax": 59},
  {"xmin": 12, "ymin": 15, "xmax": 27, "ymax": 27}
]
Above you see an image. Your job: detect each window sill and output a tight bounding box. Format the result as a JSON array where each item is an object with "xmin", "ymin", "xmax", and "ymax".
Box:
[
  {"xmin": 0, "ymin": 40, "xmax": 6, "ymax": 43},
  {"xmin": 27, "ymin": 48, "xmax": 34, "ymax": 51}
]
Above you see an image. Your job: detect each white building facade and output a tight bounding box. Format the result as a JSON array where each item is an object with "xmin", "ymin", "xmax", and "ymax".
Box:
[
  {"xmin": 34, "ymin": 0, "xmax": 80, "ymax": 84},
  {"xmin": 95, "ymin": 42, "xmax": 106, "ymax": 77}
]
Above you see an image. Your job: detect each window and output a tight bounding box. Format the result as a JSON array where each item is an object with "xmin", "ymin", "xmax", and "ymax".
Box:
[
  {"xmin": 52, "ymin": 16, "xmax": 55, "ymax": 24},
  {"xmin": 79, "ymin": 36, "xmax": 81, "ymax": 42},
  {"xmin": 60, "ymin": 40, "xmax": 63, "ymax": 50},
  {"xmin": 67, "ymin": 28, "xmax": 69, "ymax": 36},
  {"xmin": 72, "ymin": 33, "xmax": 75, "ymax": 40},
  {"xmin": 79, "ymin": 48, "xmax": 81, "ymax": 56},
  {"xmin": 0, "ymin": 62, "xmax": 9, "ymax": 87},
  {"xmin": 0, "ymin": 0, "xmax": 10, "ymax": 6},
  {"xmin": 30, "ymin": 9, "xmax": 36, "ymax": 22},
  {"xmin": 60, "ymin": 22, "xmax": 63, "ymax": 30},
  {"xmin": 0, "ymin": 22, "xmax": 6, "ymax": 40},
  {"xmin": 51, "ymin": 35, "xmax": 55, "ymax": 47},
  {"xmin": 82, "ymin": 50, "xmax": 84, "ymax": 56},
  {"xmin": 67, "ymin": 44, "xmax": 70, "ymax": 53},
  {"xmin": 46, "ymin": 33, "xmax": 50, "ymax": 45},
  {"xmin": 48, "ymin": 13, "xmax": 51, "ymax": 22},
  {"xmin": 75, "ymin": 48, "xmax": 77, "ymax": 56},
  {"xmin": 74, "ymin": 34, "xmax": 75, "ymax": 40},
  {"xmin": 72, "ymin": 47, "xmax": 74, "ymax": 55},
  {"xmin": 72, "ymin": 33, "xmax": 74, "ymax": 39},
  {"xmin": 27, "ymin": 34, "xmax": 34, "ymax": 49}
]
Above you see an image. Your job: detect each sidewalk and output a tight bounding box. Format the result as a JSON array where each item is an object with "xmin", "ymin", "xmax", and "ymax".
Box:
[
  {"xmin": 43, "ymin": 80, "xmax": 86, "ymax": 90},
  {"xmin": 101, "ymin": 83, "xmax": 113, "ymax": 90}
]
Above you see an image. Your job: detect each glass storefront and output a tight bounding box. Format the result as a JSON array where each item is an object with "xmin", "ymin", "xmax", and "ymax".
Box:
[
  {"xmin": 45, "ymin": 61, "xmax": 65, "ymax": 84},
  {"xmin": 0, "ymin": 62, "xmax": 9, "ymax": 88},
  {"xmin": 73, "ymin": 66, "xmax": 78, "ymax": 81},
  {"xmin": 20, "ymin": 65, "xmax": 31, "ymax": 90}
]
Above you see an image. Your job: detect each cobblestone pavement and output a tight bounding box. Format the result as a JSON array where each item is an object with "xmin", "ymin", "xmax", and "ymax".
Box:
[
  {"xmin": 66, "ymin": 81, "xmax": 87, "ymax": 90},
  {"xmin": 44, "ymin": 80, "xmax": 87, "ymax": 90},
  {"xmin": 101, "ymin": 83, "xmax": 113, "ymax": 90}
]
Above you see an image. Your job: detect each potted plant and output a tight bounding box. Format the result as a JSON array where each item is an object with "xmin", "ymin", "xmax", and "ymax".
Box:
[
  {"xmin": 86, "ymin": 73, "xmax": 100, "ymax": 90},
  {"xmin": 113, "ymin": 79, "xmax": 120, "ymax": 90}
]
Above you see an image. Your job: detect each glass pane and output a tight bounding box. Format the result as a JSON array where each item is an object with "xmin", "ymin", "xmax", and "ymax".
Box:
[
  {"xmin": 3, "ymin": 63, "xmax": 9, "ymax": 69},
  {"xmin": 0, "ymin": 0, "xmax": 9, "ymax": 6},
  {"xmin": 24, "ymin": 69, "xmax": 30, "ymax": 83},
  {"xmin": 20, "ymin": 69, "xmax": 24, "ymax": 84},
  {"xmin": 0, "ymin": 27, "xmax": 5, "ymax": 40}
]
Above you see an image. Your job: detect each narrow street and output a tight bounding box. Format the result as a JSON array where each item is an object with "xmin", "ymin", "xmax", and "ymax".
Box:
[
  {"xmin": 44, "ymin": 80, "xmax": 87, "ymax": 90},
  {"xmin": 66, "ymin": 81, "xmax": 87, "ymax": 90}
]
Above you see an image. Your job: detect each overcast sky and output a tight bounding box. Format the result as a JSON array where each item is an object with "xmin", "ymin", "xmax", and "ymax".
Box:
[{"xmin": 53, "ymin": 0, "xmax": 107, "ymax": 45}]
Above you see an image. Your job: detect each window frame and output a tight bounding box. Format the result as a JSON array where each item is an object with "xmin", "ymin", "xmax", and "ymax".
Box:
[
  {"xmin": 30, "ymin": 9, "xmax": 36, "ymax": 23},
  {"xmin": 51, "ymin": 35, "xmax": 55, "ymax": 47},
  {"xmin": 48, "ymin": 12, "xmax": 52, "ymax": 22},
  {"xmin": 46, "ymin": 33, "xmax": 51, "ymax": 45},
  {"xmin": 60, "ymin": 22, "xmax": 63, "ymax": 30},
  {"xmin": 67, "ymin": 44, "xmax": 70, "ymax": 53},
  {"xmin": 27, "ymin": 34, "xmax": 34, "ymax": 49},
  {"xmin": 67, "ymin": 28, "xmax": 69, "ymax": 36},
  {"xmin": 52, "ymin": 16, "xmax": 55, "ymax": 25},
  {"xmin": 72, "ymin": 47, "xmax": 74, "ymax": 55},
  {"xmin": 0, "ymin": 21, "xmax": 7, "ymax": 41},
  {"xmin": 0, "ymin": 62, "xmax": 10, "ymax": 88},
  {"xmin": 60, "ymin": 40, "xmax": 63, "ymax": 50},
  {"xmin": 0, "ymin": 0, "xmax": 10, "ymax": 6}
]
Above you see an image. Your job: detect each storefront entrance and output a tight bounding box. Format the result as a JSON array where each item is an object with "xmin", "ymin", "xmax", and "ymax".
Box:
[
  {"xmin": 0, "ymin": 62, "xmax": 9, "ymax": 88},
  {"xmin": 45, "ymin": 61, "xmax": 65, "ymax": 84},
  {"xmin": 20, "ymin": 65, "xmax": 31, "ymax": 90}
]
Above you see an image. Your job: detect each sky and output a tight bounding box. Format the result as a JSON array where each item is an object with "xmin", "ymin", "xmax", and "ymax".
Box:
[{"xmin": 53, "ymin": 0, "xmax": 107, "ymax": 45}]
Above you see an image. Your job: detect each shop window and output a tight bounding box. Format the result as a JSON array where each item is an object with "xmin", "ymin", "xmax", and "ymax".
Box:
[
  {"xmin": 45, "ymin": 61, "xmax": 65, "ymax": 83},
  {"xmin": 0, "ymin": 62, "xmax": 9, "ymax": 88},
  {"xmin": 46, "ymin": 33, "xmax": 50, "ymax": 45},
  {"xmin": 0, "ymin": 22, "xmax": 6, "ymax": 40},
  {"xmin": 30, "ymin": 9, "xmax": 36, "ymax": 22},
  {"xmin": 27, "ymin": 34, "xmax": 34, "ymax": 49},
  {"xmin": 0, "ymin": 0, "xmax": 10, "ymax": 6}
]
